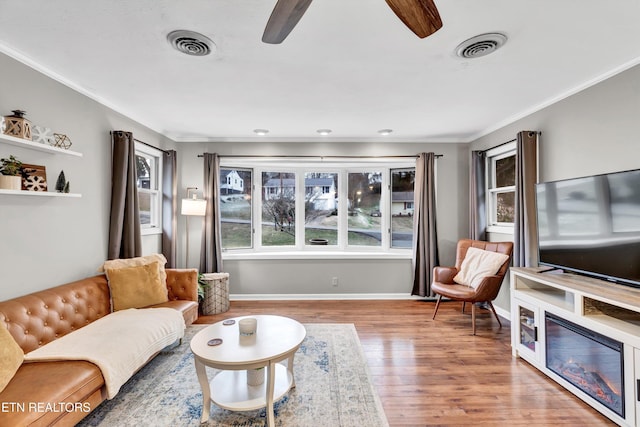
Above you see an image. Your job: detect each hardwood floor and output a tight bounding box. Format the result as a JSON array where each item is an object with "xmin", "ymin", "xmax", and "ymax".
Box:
[{"xmin": 195, "ymin": 299, "xmax": 615, "ymax": 426}]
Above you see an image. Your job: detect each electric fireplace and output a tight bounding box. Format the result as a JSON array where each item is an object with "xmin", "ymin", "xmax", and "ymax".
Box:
[{"xmin": 545, "ymin": 312, "xmax": 624, "ymax": 417}]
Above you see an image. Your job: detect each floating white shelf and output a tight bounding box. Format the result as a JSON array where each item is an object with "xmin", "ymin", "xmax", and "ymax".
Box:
[
  {"xmin": 0, "ymin": 133, "xmax": 83, "ymax": 157},
  {"xmin": 0, "ymin": 189, "xmax": 81, "ymax": 198}
]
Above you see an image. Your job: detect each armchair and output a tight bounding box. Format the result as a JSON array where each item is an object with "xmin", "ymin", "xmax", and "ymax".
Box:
[{"xmin": 431, "ymin": 239, "xmax": 513, "ymax": 335}]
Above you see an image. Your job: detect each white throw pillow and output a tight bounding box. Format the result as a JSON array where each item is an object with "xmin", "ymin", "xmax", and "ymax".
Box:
[{"xmin": 453, "ymin": 247, "xmax": 510, "ymax": 289}]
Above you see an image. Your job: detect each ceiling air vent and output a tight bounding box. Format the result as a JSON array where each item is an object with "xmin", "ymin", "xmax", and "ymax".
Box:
[
  {"xmin": 167, "ymin": 30, "xmax": 215, "ymax": 56},
  {"xmin": 455, "ymin": 33, "xmax": 507, "ymax": 59}
]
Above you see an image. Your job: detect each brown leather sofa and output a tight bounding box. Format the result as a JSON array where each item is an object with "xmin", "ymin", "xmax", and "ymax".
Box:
[{"xmin": 0, "ymin": 269, "xmax": 198, "ymax": 427}]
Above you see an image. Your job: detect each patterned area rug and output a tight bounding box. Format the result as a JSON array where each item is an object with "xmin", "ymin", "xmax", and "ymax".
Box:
[{"xmin": 77, "ymin": 323, "xmax": 388, "ymax": 427}]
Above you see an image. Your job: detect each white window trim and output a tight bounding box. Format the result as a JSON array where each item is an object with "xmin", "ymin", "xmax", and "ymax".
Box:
[
  {"xmin": 220, "ymin": 158, "xmax": 415, "ymax": 256},
  {"xmin": 486, "ymin": 142, "xmax": 516, "ymax": 235},
  {"xmin": 135, "ymin": 143, "xmax": 163, "ymax": 236}
]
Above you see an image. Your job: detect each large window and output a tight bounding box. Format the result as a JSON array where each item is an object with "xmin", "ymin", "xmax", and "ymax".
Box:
[
  {"xmin": 486, "ymin": 142, "xmax": 516, "ymax": 232},
  {"xmin": 135, "ymin": 143, "xmax": 162, "ymax": 234},
  {"xmin": 219, "ymin": 159, "xmax": 416, "ymax": 253}
]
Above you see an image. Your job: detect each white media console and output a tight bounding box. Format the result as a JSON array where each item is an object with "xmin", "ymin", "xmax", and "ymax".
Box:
[{"xmin": 510, "ymin": 267, "xmax": 640, "ymax": 426}]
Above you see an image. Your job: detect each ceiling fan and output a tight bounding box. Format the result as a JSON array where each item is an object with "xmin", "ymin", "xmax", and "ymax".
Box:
[{"xmin": 262, "ymin": 0, "xmax": 443, "ymax": 44}]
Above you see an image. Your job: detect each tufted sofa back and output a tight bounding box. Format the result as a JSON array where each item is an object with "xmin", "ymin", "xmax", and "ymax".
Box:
[{"xmin": 0, "ymin": 275, "xmax": 112, "ymax": 354}]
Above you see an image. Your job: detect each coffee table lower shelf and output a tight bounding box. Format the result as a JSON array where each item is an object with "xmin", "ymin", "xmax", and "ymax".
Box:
[{"xmin": 211, "ymin": 363, "xmax": 293, "ymax": 411}]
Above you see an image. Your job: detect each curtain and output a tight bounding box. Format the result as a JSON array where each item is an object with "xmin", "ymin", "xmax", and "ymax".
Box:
[
  {"xmin": 469, "ymin": 150, "xmax": 486, "ymax": 240},
  {"xmin": 108, "ymin": 131, "xmax": 142, "ymax": 259},
  {"xmin": 162, "ymin": 150, "xmax": 177, "ymax": 268},
  {"xmin": 514, "ymin": 131, "xmax": 539, "ymax": 267},
  {"xmin": 411, "ymin": 152, "xmax": 439, "ymax": 297},
  {"xmin": 200, "ymin": 153, "xmax": 223, "ymax": 273}
]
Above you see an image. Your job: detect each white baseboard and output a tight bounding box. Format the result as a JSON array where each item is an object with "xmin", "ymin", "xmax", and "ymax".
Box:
[{"xmin": 230, "ymin": 293, "xmax": 426, "ymax": 301}]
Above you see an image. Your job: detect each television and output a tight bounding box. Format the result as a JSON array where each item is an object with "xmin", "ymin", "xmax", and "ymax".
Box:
[{"xmin": 535, "ymin": 168, "xmax": 640, "ymax": 288}]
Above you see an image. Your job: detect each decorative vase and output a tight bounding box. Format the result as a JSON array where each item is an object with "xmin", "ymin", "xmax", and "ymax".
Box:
[
  {"xmin": 246, "ymin": 368, "xmax": 265, "ymax": 386},
  {"xmin": 3, "ymin": 110, "xmax": 32, "ymax": 140},
  {"xmin": 0, "ymin": 175, "xmax": 22, "ymax": 190}
]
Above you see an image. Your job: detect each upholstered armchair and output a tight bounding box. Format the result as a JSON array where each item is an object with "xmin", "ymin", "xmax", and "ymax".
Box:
[{"xmin": 431, "ymin": 239, "xmax": 513, "ymax": 335}]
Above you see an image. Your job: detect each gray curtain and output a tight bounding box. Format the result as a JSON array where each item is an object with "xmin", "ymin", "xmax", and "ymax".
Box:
[
  {"xmin": 514, "ymin": 131, "xmax": 539, "ymax": 267},
  {"xmin": 162, "ymin": 150, "xmax": 177, "ymax": 268},
  {"xmin": 108, "ymin": 131, "xmax": 142, "ymax": 259},
  {"xmin": 200, "ymin": 153, "xmax": 223, "ymax": 273},
  {"xmin": 469, "ymin": 150, "xmax": 486, "ymax": 240},
  {"xmin": 411, "ymin": 152, "xmax": 439, "ymax": 297}
]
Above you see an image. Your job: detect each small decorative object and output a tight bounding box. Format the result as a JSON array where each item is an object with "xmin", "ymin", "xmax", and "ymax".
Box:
[
  {"xmin": 63, "ymin": 181, "xmax": 70, "ymax": 193},
  {"xmin": 53, "ymin": 133, "xmax": 72, "ymax": 149},
  {"xmin": 55, "ymin": 170, "xmax": 68, "ymax": 193},
  {"xmin": 3, "ymin": 110, "xmax": 32, "ymax": 140},
  {"xmin": 239, "ymin": 317, "xmax": 257, "ymax": 336},
  {"xmin": 0, "ymin": 117, "xmax": 5, "ymax": 134},
  {"xmin": 222, "ymin": 319, "xmax": 236, "ymax": 326},
  {"xmin": 0, "ymin": 155, "xmax": 23, "ymax": 190},
  {"xmin": 21, "ymin": 164, "xmax": 47, "ymax": 191},
  {"xmin": 31, "ymin": 125, "xmax": 54, "ymax": 145},
  {"xmin": 246, "ymin": 367, "xmax": 265, "ymax": 386},
  {"xmin": 207, "ymin": 338, "xmax": 223, "ymax": 346}
]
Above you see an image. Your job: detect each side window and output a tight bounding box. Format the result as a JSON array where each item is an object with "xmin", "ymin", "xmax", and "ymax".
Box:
[
  {"xmin": 262, "ymin": 171, "xmax": 296, "ymax": 246},
  {"xmin": 348, "ymin": 172, "xmax": 382, "ymax": 247},
  {"xmin": 391, "ymin": 168, "xmax": 415, "ymax": 248},
  {"xmin": 135, "ymin": 144, "xmax": 162, "ymax": 233},
  {"xmin": 486, "ymin": 143, "xmax": 516, "ymax": 230},
  {"xmin": 220, "ymin": 168, "xmax": 253, "ymax": 249}
]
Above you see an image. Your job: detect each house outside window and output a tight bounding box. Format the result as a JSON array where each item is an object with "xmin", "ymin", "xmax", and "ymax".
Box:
[
  {"xmin": 486, "ymin": 142, "xmax": 516, "ymax": 233},
  {"xmin": 135, "ymin": 143, "xmax": 163, "ymax": 235},
  {"xmin": 219, "ymin": 158, "xmax": 416, "ymax": 253}
]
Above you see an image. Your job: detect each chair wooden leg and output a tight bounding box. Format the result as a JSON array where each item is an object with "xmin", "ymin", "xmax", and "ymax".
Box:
[
  {"xmin": 462, "ymin": 301, "xmax": 466, "ymax": 313},
  {"xmin": 471, "ymin": 303, "xmax": 477, "ymax": 335},
  {"xmin": 488, "ymin": 302, "xmax": 502, "ymax": 328},
  {"xmin": 433, "ymin": 295, "xmax": 443, "ymax": 320}
]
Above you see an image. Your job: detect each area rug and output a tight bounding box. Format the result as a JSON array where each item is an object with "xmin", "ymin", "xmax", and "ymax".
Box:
[{"xmin": 77, "ymin": 323, "xmax": 388, "ymax": 427}]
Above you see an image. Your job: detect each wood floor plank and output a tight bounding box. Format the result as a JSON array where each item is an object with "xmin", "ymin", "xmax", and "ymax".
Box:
[{"xmin": 195, "ymin": 299, "xmax": 615, "ymax": 426}]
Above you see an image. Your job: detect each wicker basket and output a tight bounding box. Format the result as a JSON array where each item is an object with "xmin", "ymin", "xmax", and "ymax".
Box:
[{"xmin": 200, "ymin": 272, "xmax": 230, "ymax": 315}]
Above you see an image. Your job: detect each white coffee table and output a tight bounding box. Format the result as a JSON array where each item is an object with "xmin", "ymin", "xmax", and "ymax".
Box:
[{"xmin": 190, "ymin": 315, "xmax": 306, "ymax": 426}]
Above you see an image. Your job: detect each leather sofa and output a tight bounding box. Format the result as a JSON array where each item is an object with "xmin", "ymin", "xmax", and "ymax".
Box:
[{"xmin": 0, "ymin": 269, "xmax": 198, "ymax": 427}]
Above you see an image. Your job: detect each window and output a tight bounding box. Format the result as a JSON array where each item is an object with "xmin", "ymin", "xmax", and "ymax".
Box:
[
  {"xmin": 135, "ymin": 143, "xmax": 163, "ymax": 234},
  {"xmin": 220, "ymin": 168, "xmax": 252, "ymax": 249},
  {"xmin": 486, "ymin": 142, "xmax": 516, "ymax": 233},
  {"xmin": 219, "ymin": 159, "xmax": 416, "ymax": 254}
]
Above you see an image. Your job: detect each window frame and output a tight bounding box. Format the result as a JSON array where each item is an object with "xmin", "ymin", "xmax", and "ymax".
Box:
[
  {"xmin": 485, "ymin": 142, "xmax": 516, "ymax": 234},
  {"xmin": 135, "ymin": 143, "xmax": 163, "ymax": 236},
  {"xmin": 219, "ymin": 158, "xmax": 415, "ymax": 256}
]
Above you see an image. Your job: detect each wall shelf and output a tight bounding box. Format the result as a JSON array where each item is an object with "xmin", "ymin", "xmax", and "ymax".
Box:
[
  {"xmin": 0, "ymin": 133, "xmax": 83, "ymax": 157},
  {"xmin": 0, "ymin": 189, "xmax": 81, "ymax": 198}
]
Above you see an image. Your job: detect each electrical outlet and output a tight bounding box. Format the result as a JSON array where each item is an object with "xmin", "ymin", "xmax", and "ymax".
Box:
[{"xmin": 331, "ymin": 277, "xmax": 338, "ymax": 286}]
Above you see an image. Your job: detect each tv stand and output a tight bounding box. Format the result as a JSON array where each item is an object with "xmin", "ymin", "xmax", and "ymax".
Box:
[
  {"xmin": 510, "ymin": 266, "xmax": 640, "ymax": 426},
  {"xmin": 535, "ymin": 266, "xmax": 564, "ymax": 274}
]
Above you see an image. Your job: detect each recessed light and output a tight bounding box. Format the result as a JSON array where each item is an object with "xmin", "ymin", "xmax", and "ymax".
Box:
[
  {"xmin": 253, "ymin": 129, "xmax": 269, "ymax": 135},
  {"xmin": 378, "ymin": 129, "xmax": 393, "ymax": 136},
  {"xmin": 316, "ymin": 129, "xmax": 332, "ymax": 135}
]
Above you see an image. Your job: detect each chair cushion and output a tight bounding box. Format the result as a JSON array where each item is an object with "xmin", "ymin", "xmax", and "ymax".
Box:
[
  {"xmin": 105, "ymin": 261, "xmax": 169, "ymax": 311},
  {"xmin": 0, "ymin": 325, "xmax": 23, "ymax": 393},
  {"xmin": 453, "ymin": 247, "xmax": 509, "ymax": 289}
]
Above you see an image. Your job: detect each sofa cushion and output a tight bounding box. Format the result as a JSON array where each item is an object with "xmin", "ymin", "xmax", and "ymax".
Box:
[
  {"xmin": 106, "ymin": 262, "xmax": 168, "ymax": 311},
  {"xmin": 453, "ymin": 247, "xmax": 510, "ymax": 289},
  {"xmin": 0, "ymin": 325, "xmax": 23, "ymax": 393},
  {"xmin": 100, "ymin": 253, "xmax": 168, "ymax": 285}
]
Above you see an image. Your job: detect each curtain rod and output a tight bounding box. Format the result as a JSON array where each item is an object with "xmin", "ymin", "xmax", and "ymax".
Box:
[
  {"xmin": 108, "ymin": 131, "xmax": 171, "ymax": 155},
  {"xmin": 478, "ymin": 131, "xmax": 542, "ymax": 154},
  {"xmin": 197, "ymin": 154, "xmax": 443, "ymax": 159}
]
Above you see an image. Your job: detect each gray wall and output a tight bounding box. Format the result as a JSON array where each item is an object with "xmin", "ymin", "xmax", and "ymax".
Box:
[
  {"xmin": 176, "ymin": 141, "xmax": 469, "ymax": 296},
  {"xmin": 0, "ymin": 53, "xmax": 173, "ymax": 301},
  {"xmin": 471, "ymin": 63, "xmax": 640, "ymax": 313}
]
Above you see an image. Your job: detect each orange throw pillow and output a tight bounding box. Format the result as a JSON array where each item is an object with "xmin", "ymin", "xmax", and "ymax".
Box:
[{"xmin": 105, "ymin": 261, "xmax": 169, "ymax": 311}]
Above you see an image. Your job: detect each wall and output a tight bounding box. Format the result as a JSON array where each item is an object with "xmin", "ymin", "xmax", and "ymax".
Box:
[
  {"xmin": 0, "ymin": 53, "xmax": 173, "ymax": 300},
  {"xmin": 471, "ymin": 63, "xmax": 640, "ymax": 313},
  {"xmin": 176, "ymin": 141, "xmax": 469, "ymax": 296}
]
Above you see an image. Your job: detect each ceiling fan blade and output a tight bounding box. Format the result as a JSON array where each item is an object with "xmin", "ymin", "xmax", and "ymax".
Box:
[
  {"xmin": 384, "ymin": 0, "xmax": 443, "ymax": 38},
  {"xmin": 262, "ymin": 0, "xmax": 314, "ymax": 44}
]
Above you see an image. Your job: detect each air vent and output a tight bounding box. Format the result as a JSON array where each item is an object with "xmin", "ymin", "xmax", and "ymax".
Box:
[
  {"xmin": 167, "ymin": 30, "xmax": 215, "ymax": 56},
  {"xmin": 455, "ymin": 33, "xmax": 507, "ymax": 59}
]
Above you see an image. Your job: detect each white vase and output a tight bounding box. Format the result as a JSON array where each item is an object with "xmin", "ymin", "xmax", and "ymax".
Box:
[
  {"xmin": 246, "ymin": 368, "xmax": 265, "ymax": 386},
  {"xmin": 0, "ymin": 175, "xmax": 22, "ymax": 190}
]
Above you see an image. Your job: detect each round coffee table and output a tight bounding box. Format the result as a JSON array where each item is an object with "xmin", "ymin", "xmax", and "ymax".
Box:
[{"xmin": 190, "ymin": 315, "xmax": 306, "ymax": 426}]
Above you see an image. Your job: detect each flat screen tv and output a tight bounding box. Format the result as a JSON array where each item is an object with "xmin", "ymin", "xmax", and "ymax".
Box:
[{"xmin": 535, "ymin": 168, "xmax": 640, "ymax": 288}]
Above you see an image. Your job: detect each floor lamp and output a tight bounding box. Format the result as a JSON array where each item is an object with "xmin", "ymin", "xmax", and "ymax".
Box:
[{"xmin": 181, "ymin": 187, "xmax": 206, "ymax": 268}]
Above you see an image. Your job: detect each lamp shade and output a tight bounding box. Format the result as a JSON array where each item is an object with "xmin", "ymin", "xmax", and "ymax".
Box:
[{"xmin": 181, "ymin": 198, "xmax": 206, "ymax": 216}]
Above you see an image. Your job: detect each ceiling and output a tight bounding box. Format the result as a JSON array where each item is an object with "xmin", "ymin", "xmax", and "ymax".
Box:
[{"xmin": 1, "ymin": 1, "xmax": 640, "ymax": 143}]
